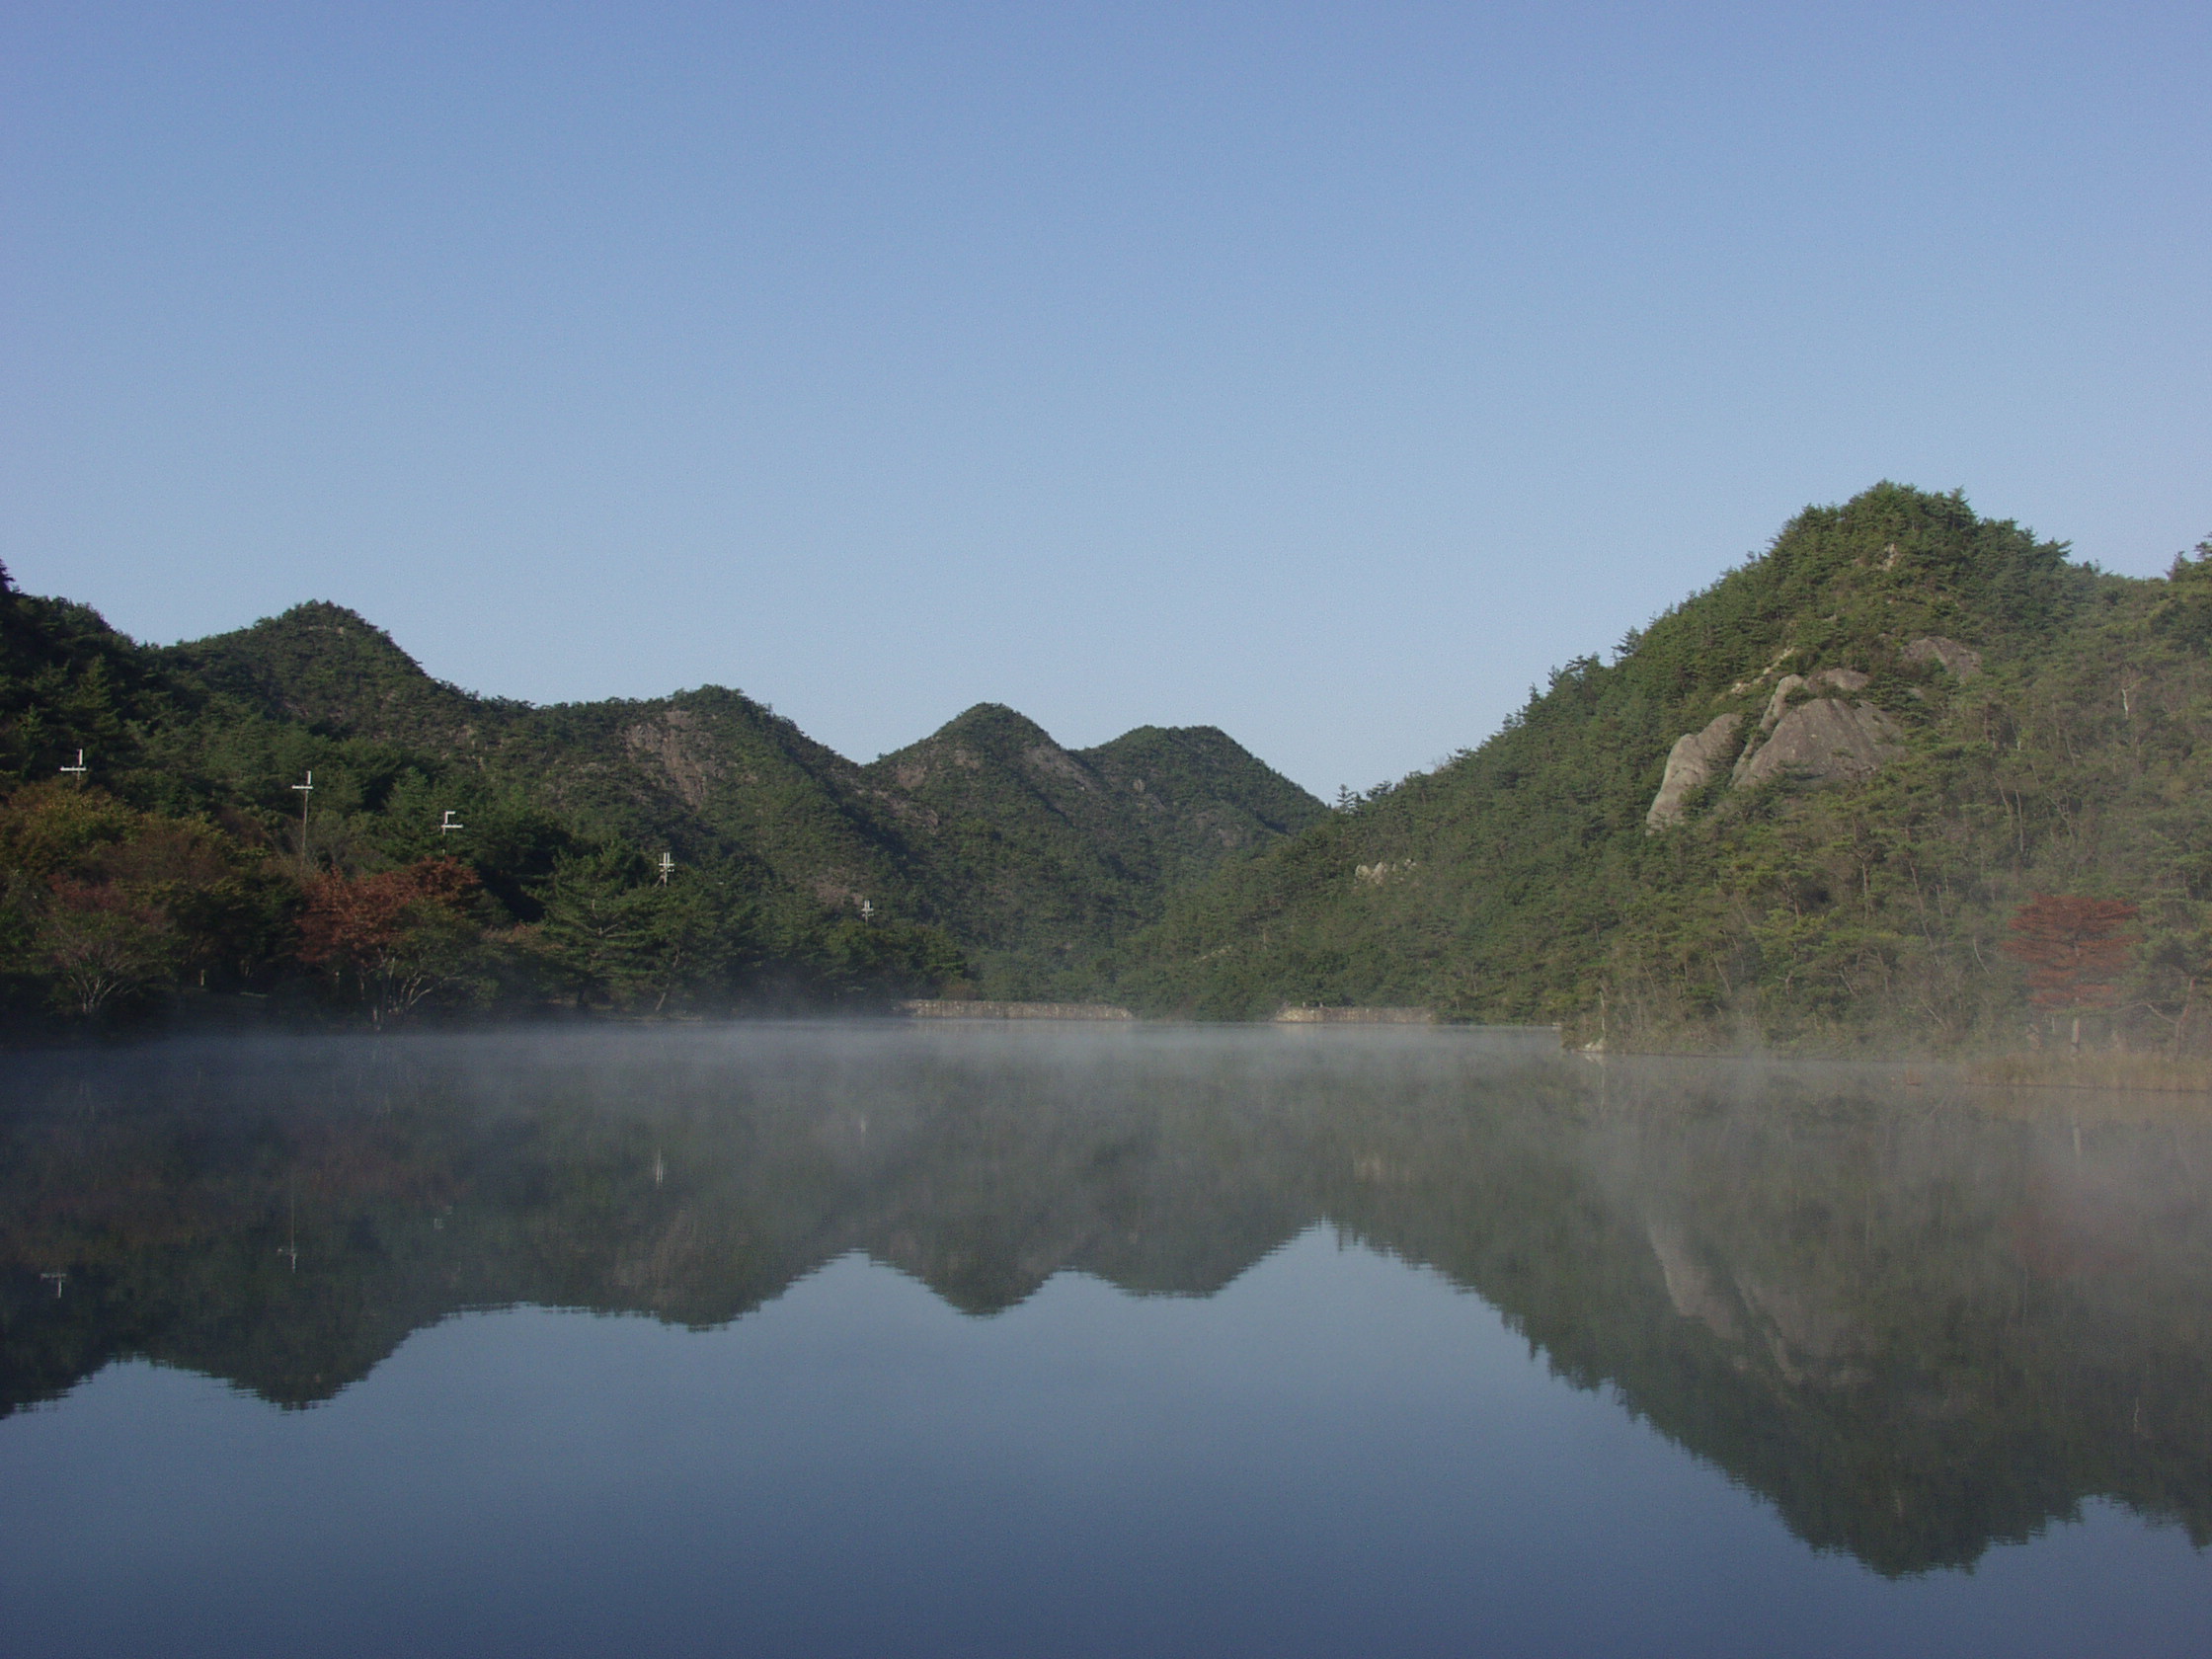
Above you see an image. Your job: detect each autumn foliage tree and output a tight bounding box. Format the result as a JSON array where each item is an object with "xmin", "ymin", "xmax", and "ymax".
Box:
[
  {"xmin": 0, "ymin": 782, "xmax": 293, "ymax": 1017},
  {"xmin": 297, "ymin": 856, "xmax": 488, "ymax": 1024},
  {"xmin": 2002, "ymin": 895, "xmax": 2140, "ymax": 1044}
]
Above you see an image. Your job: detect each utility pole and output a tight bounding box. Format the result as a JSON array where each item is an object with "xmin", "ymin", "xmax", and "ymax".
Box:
[
  {"xmin": 657, "ymin": 852, "xmax": 674, "ymax": 886},
  {"xmin": 439, "ymin": 810, "xmax": 465, "ymax": 835},
  {"xmin": 58, "ymin": 749, "xmax": 87, "ymax": 785},
  {"xmin": 292, "ymin": 771, "xmax": 314, "ymax": 870}
]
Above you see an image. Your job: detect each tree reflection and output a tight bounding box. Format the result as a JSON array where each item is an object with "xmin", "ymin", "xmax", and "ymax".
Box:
[{"xmin": 3, "ymin": 1028, "xmax": 2207, "ymax": 1575}]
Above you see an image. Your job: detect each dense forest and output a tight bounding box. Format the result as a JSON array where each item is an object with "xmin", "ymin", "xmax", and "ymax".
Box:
[
  {"xmin": 12, "ymin": 482, "xmax": 2211, "ymax": 1052},
  {"xmin": 0, "ymin": 566, "xmax": 1321, "ymax": 1032},
  {"xmin": 1114, "ymin": 485, "xmax": 2212, "ymax": 1054}
]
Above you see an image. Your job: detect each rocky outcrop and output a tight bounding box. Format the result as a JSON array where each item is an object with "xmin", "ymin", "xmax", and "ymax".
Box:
[
  {"xmin": 623, "ymin": 709, "xmax": 718, "ymax": 810},
  {"xmin": 1645, "ymin": 714, "xmax": 1741, "ymax": 831},
  {"xmin": 1353, "ymin": 859, "xmax": 1415, "ymax": 886},
  {"xmin": 1735, "ymin": 696, "xmax": 1905, "ymax": 789},
  {"xmin": 1905, "ymin": 635, "xmax": 1983, "ymax": 679},
  {"xmin": 1648, "ymin": 667, "xmax": 1908, "ymax": 829},
  {"xmin": 1742, "ymin": 669, "xmax": 1869, "ymax": 756}
]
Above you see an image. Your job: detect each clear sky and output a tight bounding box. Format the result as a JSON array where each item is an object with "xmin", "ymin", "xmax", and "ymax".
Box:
[{"xmin": 4, "ymin": 2, "xmax": 2206, "ymax": 797}]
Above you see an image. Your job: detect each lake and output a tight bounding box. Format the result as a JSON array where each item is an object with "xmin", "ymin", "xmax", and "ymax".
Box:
[{"xmin": 2, "ymin": 1023, "xmax": 2207, "ymax": 1657}]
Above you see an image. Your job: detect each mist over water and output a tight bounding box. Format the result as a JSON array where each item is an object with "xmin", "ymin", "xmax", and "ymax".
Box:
[{"xmin": 3, "ymin": 1024, "xmax": 2208, "ymax": 1657}]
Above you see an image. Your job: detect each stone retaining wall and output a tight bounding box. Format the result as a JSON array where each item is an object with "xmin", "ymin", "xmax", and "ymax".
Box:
[
  {"xmin": 1272, "ymin": 1005, "xmax": 1434, "ymax": 1024},
  {"xmin": 898, "ymin": 999, "xmax": 1136, "ymax": 1021}
]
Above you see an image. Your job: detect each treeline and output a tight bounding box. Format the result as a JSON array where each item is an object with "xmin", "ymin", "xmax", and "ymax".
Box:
[{"xmin": 0, "ymin": 567, "xmax": 963, "ymax": 1031}]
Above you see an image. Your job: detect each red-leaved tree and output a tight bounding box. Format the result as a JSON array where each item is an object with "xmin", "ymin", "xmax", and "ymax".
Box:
[
  {"xmin": 297, "ymin": 857, "xmax": 482, "ymax": 1024},
  {"xmin": 2002, "ymin": 894, "xmax": 2140, "ymax": 1044}
]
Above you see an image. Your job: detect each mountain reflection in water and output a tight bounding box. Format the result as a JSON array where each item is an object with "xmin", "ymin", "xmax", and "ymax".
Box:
[{"xmin": 3, "ymin": 1024, "xmax": 2209, "ymax": 1594}]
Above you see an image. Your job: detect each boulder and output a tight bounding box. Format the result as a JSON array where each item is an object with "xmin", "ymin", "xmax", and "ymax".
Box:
[
  {"xmin": 1738, "ymin": 668, "xmax": 1872, "ymax": 778},
  {"xmin": 1757, "ymin": 674, "xmax": 1808, "ymax": 737},
  {"xmin": 1651, "ymin": 665, "xmax": 1910, "ymax": 829},
  {"xmin": 1735, "ymin": 697, "xmax": 1906, "ymax": 789},
  {"xmin": 1645, "ymin": 713, "xmax": 1742, "ymax": 831}
]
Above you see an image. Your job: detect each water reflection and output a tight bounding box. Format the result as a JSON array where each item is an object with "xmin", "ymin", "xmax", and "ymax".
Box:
[{"xmin": 3, "ymin": 1024, "xmax": 2208, "ymax": 1578}]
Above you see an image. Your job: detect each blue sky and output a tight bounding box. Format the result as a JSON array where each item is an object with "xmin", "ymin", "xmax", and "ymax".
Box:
[{"xmin": 4, "ymin": 2, "xmax": 2205, "ymax": 796}]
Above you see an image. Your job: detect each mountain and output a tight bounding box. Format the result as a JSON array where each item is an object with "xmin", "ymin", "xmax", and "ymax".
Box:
[
  {"xmin": 0, "ymin": 568, "xmax": 1322, "ymax": 1020},
  {"xmin": 1118, "ymin": 484, "xmax": 2212, "ymax": 1052},
  {"xmin": 163, "ymin": 600, "xmax": 498, "ymax": 749},
  {"xmin": 18, "ymin": 477, "xmax": 2209, "ymax": 1048},
  {"xmin": 160, "ymin": 604, "xmax": 1322, "ymax": 995},
  {"xmin": 858, "ymin": 704, "xmax": 1328, "ymax": 993}
]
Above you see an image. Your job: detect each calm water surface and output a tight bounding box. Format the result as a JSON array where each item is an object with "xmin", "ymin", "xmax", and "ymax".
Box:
[{"xmin": 2, "ymin": 1024, "xmax": 2208, "ymax": 1657}]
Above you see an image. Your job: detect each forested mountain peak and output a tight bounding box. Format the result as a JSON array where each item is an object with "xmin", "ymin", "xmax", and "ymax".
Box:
[
  {"xmin": 873, "ymin": 702, "xmax": 1071, "ymax": 785},
  {"xmin": 1078, "ymin": 725, "xmax": 1326, "ymax": 832},
  {"xmin": 1615, "ymin": 482, "xmax": 2071, "ymax": 714},
  {"xmin": 1121, "ymin": 483, "xmax": 2207, "ymax": 1051},
  {"xmin": 857, "ymin": 703, "xmax": 1327, "ymax": 993},
  {"xmin": 164, "ymin": 600, "xmax": 501, "ymax": 747}
]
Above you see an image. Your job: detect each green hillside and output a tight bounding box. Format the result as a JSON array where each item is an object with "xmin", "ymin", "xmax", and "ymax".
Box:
[
  {"xmin": 1117, "ymin": 484, "xmax": 2212, "ymax": 1053},
  {"xmin": 0, "ymin": 571, "xmax": 1320, "ymax": 1026},
  {"xmin": 859, "ymin": 705, "xmax": 1328, "ymax": 995},
  {"xmin": 20, "ymin": 479, "xmax": 2206, "ymax": 1049}
]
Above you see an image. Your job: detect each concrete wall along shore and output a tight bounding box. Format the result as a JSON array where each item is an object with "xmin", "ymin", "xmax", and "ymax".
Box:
[
  {"xmin": 898, "ymin": 1000, "xmax": 1136, "ymax": 1021},
  {"xmin": 1272, "ymin": 1006, "xmax": 1435, "ymax": 1024},
  {"xmin": 897, "ymin": 1001, "xmax": 1460, "ymax": 1025}
]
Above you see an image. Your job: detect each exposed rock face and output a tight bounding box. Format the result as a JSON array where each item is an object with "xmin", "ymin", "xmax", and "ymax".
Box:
[
  {"xmin": 1762, "ymin": 670, "xmax": 1866, "ymax": 724},
  {"xmin": 1645, "ymin": 713, "xmax": 1742, "ymax": 831},
  {"xmin": 1737, "ymin": 669, "xmax": 1871, "ymax": 780},
  {"xmin": 1353, "ymin": 859, "xmax": 1415, "ymax": 886},
  {"xmin": 623, "ymin": 710, "xmax": 717, "ymax": 810},
  {"xmin": 1906, "ymin": 635, "xmax": 1983, "ymax": 679},
  {"xmin": 1735, "ymin": 697, "xmax": 1905, "ymax": 789},
  {"xmin": 1022, "ymin": 743, "xmax": 1093, "ymax": 787},
  {"xmin": 1751, "ymin": 674, "xmax": 1809, "ymax": 750},
  {"xmin": 1743, "ymin": 668, "xmax": 1884, "ymax": 787},
  {"xmin": 1649, "ymin": 665, "xmax": 1912, "ymax": 829}
]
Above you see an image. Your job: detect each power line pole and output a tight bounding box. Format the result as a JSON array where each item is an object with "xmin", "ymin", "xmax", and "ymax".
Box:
[
  {"xmin": 58, "ymin": 749, "xmax": 87, "ymax": 786},
  {"xmin": 292, "ymin": 771, "xmax": 314, "ymax": 869}
]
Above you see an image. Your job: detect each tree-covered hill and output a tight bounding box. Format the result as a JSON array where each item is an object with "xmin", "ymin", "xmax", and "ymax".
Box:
[
  {"xmin": 0, "ymin": 569, "xmax": 1321, "ymax": 1025},
  {"xmin": 858, "ymin": 704, "xmax": 1328, "ymax": 994},
  {"xmin": 164, "ymin": 601, "xmax": 500, "ymax": 750},
  {"xmin": 159, "ymin": 604, "xmax": 1323, "ymax": 998},
  {"xmin": 1117, "ymin": 484, "xmax": 2212, "ymax": 1053},
  {"xmin": 23, "ymin": 479, "xmax": 2206, "ymax": 1049}
]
